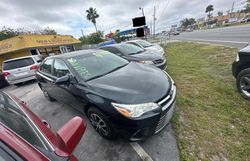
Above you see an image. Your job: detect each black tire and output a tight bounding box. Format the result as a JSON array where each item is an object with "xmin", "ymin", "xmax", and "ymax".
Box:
[
  {"xmin": 14, "ymin": 83, "xmax": 22, "ymax": 86},
  {"xmin": 87, "ymin": 107, "xmax": 116, "ymax": 140},
  {"xmin": 236, "ymin": 68, "xmax": 250, "ymax": 100},
  {"xmin": 40, "ymin": 85, "xmax": 56, "ymax": 102}
]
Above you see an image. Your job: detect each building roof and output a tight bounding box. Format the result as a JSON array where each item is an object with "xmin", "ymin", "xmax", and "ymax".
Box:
[{"xmin": 0, "ymin": 34, "xmax": 80, "ymax": 55}]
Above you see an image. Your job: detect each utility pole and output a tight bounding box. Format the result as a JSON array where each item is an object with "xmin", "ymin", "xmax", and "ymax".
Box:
[
  {"xmin": 81, "ymin": 29, "xmax": 84, "ymax": 37},
  {"xmin": 150, "ymin": 20, "xmax": 152, "ymax": 35},
  {"xmin": 153, "ymin": 5, "xmax": 156, "ymax": 38},
  {"xmin": 231, "ymin": 1, "xmax": 234, "ymax": 13},
  {"xmin": 139, "ymin": 7, "xmax": 144, "ymax": 16}
]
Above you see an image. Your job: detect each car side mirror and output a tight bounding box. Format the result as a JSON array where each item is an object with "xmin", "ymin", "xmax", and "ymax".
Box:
[
  {"xmin": 56, "ymin": 116, "xmax": 86, "ymax": 156},
  {"xmin": 55, "ymin": 74, "xmax": 70, "ymax": 85}
]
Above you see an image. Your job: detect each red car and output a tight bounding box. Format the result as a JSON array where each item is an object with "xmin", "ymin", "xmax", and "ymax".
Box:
[{"xmin": 0, "ymin": 90, "xmax": 86, "ymax": 161}]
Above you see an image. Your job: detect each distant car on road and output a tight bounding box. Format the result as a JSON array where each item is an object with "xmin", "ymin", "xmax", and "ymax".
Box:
[
  {"xmin": 126, "ymin": 39, "xmax": 165, "ymax": 56},
  {"xmin": 232, "ymin": 44, "xmax": 250, "ymax": 100},
  {"xmin": 2, "ymin": 55, "xmax": 41, "ymax": 86},
  {"xmin": 100, "ymin": 43, "xmax": 166, "ymax": 69},
  {"xmin": 172, "ymin": 31, "xmax": 180, "ymax": 36},
  {"xmin": 36, "ymin": 50, "xmax": 176, "ymax": 141},
  {"xmin": 241, "ymin": 16, "xmax": 250, "ymax": 23},
  {"xmin": 0, "ymin": 90, "xmax": 86, "ymax": 161}
]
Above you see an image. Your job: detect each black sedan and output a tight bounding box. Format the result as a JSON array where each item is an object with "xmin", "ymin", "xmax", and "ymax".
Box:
[
  {"xmin": 232, "ymin": 44, "xmax": 250, "ymax": 100},
  {"xmin": 100, "ymin": 43, "xmax": 166, "ymax": 70},
  {"xmin": 36, "ymin": 50, "xmax": 176, "ymax": 141}
]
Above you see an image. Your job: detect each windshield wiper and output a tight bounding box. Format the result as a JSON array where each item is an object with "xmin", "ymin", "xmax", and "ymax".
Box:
[
  {"xmin": 130, "ymin": 50, "xmax": 144, "ymax": 55},
  {"xmin": 86, "ymin": 64, "xmax": 128, "ymax": 81}
]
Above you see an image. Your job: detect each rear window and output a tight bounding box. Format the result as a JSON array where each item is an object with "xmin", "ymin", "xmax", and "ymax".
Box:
[{"xmin": 3, "ymin": 58, "xmax": 35, "ymax": 70}]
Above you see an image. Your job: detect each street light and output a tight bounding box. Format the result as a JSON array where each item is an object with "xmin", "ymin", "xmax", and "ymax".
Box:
[{"xmin": 139, "ymin": 7, "xmax": 144, "ymax": 16}]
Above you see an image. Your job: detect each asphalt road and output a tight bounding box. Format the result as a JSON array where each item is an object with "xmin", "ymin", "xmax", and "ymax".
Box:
[
  {"xmin": 2, "ymin": 81, "xmax": 180, "ymax": 161},
  {"xmin": 170, "ymin": 24, "xmax": 250, "ymax": 48}
]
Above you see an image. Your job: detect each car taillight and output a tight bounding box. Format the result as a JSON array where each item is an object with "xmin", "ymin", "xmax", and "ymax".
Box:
[
  {"xmin": 30, "ymin": 65, "xmax": 39, "ymax": 70},
  {"xmin": 2, "ymin": 72, "xmax": 10, "ymax": 77}
]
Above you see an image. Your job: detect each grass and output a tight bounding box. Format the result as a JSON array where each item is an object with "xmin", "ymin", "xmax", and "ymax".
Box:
[{"xmin": 163, "ymin": 42, "xmax": 250, "ymax": 161}]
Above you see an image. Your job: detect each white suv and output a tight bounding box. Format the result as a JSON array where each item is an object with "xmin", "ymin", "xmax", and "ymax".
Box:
[{"xmin": 2, "ymin": 55, "xmax": 41, "ymax": 86}]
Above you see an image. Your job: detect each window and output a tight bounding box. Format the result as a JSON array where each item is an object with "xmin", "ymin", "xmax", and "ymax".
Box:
[
  {"xmin": 117, "ymin": 44, "xmax": 145, "ymax": 55},
  {"xmin": 103, "ymin": 47, "xmax": 122, "ymax": 56},
  {"xmin": 3, "ymin": 58, "xmax": 35, "ymax": 70},
  {"xmin": 40, "ymin": 59, "xmax": 53, "ymax": 75},
  {"xmin": 53, "ymin": 59, "xmax": 70, "ymax": 78},
  {"xmin": 0, "ymin": 92, "xmax": 47, "ymax": 151},
  {"xmin": 67, "ymin": 50, "xmax": 128, "ymax": 81}
]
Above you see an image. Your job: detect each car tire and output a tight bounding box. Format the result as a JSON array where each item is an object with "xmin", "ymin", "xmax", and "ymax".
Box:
[
  {"xmin": 87, "ymin": 107, "xmax": 116, "ymax": 140},
  {"xmin": 14, "ymin": 83, "xmax": 22, "ymax": 86},
  {"xmin": 40, "ymin": 85, "xmax": 56, "ymax": 102},
  {"xmin": 236, "ymin": 68, "xmax": 250, "ymax": 100}
]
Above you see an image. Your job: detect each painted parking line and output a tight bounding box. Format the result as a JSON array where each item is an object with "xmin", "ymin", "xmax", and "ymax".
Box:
[
  {"xmin": 174, "ymin": 38, "xmax": 249, "ymax": 44},
  {"xmin": 130, "ymin": 142, "xmax": 154, "ymax": 161}
]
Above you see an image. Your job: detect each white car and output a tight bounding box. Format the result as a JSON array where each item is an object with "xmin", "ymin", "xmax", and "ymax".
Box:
[
  {"xmin": 2, "ymin": 55, "xmax": 41, "ymax": 86},
  {"xmin": 126, "ymin": 40, "xmax": 165, "ymax": 56}
]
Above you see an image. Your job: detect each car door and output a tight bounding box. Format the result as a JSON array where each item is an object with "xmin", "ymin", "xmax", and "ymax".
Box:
[
  {"xmin": 37, "ymin": 59, "xmax": 56, "ymax": 96},
  {"xmin": 51, "ymin": 58, "xmax": 85, "ymax": 113}
]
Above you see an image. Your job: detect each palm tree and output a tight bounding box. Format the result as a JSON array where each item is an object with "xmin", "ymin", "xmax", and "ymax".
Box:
[
  {"xmin": 206, "ymin": 5, "xmax": 214, "ymax": 19},
  {"xmin": 86, "ymin": 7, "xmax": 99, "ymax": 32}
]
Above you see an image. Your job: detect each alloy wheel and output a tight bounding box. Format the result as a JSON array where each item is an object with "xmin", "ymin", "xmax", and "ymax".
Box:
[
  {"xmin": 89, "ymin": 113, "xmax": 109, "ymax": 136},
  {"xmin": 240, "ymin": 75, "xmax": 250, "ymax": 97}
]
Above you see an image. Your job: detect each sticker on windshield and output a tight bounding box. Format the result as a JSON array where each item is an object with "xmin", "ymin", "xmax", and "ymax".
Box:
[
  {"xmin": 93, "ymin": 51, "xmax": 108, "ymax": 57},
  {"xmin": 67, "ymin": 58, "xmax": 92, "ymax": 78}
]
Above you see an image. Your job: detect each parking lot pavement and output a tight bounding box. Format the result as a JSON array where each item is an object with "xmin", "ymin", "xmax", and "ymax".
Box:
[{"xmin": 2, "ymin": 81, "xmax": 180, "ymax": 161}]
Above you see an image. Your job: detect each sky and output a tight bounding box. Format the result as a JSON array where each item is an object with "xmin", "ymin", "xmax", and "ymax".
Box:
[{"xmin": 0, "ymin": 0, "xmax": 246, "ymax": 38}]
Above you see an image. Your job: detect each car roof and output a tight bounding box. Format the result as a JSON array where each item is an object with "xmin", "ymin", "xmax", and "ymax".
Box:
[
  {"xmin": 3, "ymin": 55, "xmax": 38, "ymax": 63},
  {"xmin": 99, "ymin": 42, "xmax": 128, "ymax": 49},
  {"xmin": 44, "ymin": 49, "xmax": 101, "ymax": 60}
]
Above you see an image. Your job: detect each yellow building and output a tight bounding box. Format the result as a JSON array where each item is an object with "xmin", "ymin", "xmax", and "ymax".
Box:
[{"xmin": 0, "ymin": 34, "xmax": 80, "ymax": 68}]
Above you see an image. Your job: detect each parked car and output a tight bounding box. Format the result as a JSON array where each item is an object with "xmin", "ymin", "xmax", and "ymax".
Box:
[
  {"xmin": 100, "ymin": 43, "xmax": 166, "ymax": 69},
  {"xmin": 0, "ymin": 90, "xmax": 86, "ymax": 160},
  {"xmin": 36, "ymin": 50, "xmax": 176, "ymax": 141},
  {"xmin": 232, "ymin": 44, "xmax": 250, "ymax": 100},
  {"xmin": 125, "ymin": 39, "xmax": 165, "ymax": 56},
  {"xmin": 241, "ymin": 16, "xmax": 250, "ymax": 23},
  {"xmin": 2, "ymin": 55, "xmax": 41, "ymax": 86}
]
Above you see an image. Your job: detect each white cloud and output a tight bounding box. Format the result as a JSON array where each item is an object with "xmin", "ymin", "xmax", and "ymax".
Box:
[{"xmin": 0, "ymin": 0, "xmax": 242, "ymax": 38}]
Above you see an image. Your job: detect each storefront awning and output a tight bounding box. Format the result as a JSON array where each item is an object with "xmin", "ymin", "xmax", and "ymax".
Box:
[{"xmin": 0, "ymin": 34, "xmax": 80, "ymax": 55}]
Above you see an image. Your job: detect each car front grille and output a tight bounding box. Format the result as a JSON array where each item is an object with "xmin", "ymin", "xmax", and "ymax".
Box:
[
  {"xmin": 153, "ymin": 59, "xmax": 164, "ymax": 64},
  {"xmin": 155, "ymin": 111, "xmax": 168, "ymax": 133},
  {"xmin": 154, "ymin": 85, "xmax": 176, "ymax": 133}
]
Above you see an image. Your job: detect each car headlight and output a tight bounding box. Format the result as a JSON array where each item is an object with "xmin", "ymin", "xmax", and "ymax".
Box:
[
  {"xmin": 139, "ymin": 60, "xmax": 154, "ymax": 65},
  {"xmin": 111, "ymin": 102, "xmax": 159, "ymax": 118},
  {"xmin": 236, "ymin": 53, "xmax": 239, "ymax": 62}
]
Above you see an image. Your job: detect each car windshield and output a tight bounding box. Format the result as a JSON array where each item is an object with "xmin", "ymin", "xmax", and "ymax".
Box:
[
  {"xmin": 118, "ymin": 44, "xmax": 145, "ymax": 55},
  {"xmin": 3, "ymin": 58, "xmax": 34, "ymax": 70},
  {"xmin": 67, "ymin": 50, "xmax": 129, "ymax": 81},
  {"xmin": 136, "ymin": 40, "xmax": 153, "ymax": 48}
]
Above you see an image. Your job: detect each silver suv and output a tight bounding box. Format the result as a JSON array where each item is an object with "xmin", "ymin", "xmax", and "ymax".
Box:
[{"xmin": 2, "ymin": 55, "xmax": 41, "ymax": 85}]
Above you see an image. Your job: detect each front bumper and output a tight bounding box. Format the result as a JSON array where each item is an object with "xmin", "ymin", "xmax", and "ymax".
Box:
[
  {"xmin": 154, "ymin": 60, "xmax": 167, "ymax": 70},
  {"xmin": 111, "ymin": 85, "xmax": 176, "ymax": 141},
  {"xmin": 232, "ymin": 61, "xmax": 239, "ymax": 78}
]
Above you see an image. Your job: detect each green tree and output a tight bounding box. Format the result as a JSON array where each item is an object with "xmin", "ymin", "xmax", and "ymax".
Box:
[
  {"xmin": 79, "ymin": 31, "xmax": 104, "ymax": 44},
  {"xmin": 180, "ymin": 18, "xmax": 196, "ymax": 28},
  {"xmin": 217, "ymin": 11, "xmax": 223, "ymax": 16},
  {"xmin": 206, "ymin": 5, "xmax": 214, "ymax": 19},
  {"xmin": 86, "ymin": 7, "xmax": 99, "ymax": 33},
  {"xmin": 41, "ymin": 27, "xmax": 57, "ymax": 35},
  {"xmin": 246, "ymin": 0, "xmax": 250, "ymax": 13}
]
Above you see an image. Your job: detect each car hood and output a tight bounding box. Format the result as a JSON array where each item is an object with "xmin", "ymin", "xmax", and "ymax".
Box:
[
  {"xmin": 145, "ymin": 45, "xmax": 164, "ymax": 55},
  {"xmin": 128, "ymin": 50, "xmax": 163, "ymax": 61},
  {"xmin": 87, "ymin": 62, "xmax": 171, "ymax": 104},
  {"xmin": 239, "ymin": 44, "xmax": 250, "ymax": 56}
]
